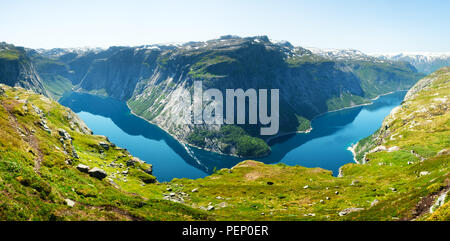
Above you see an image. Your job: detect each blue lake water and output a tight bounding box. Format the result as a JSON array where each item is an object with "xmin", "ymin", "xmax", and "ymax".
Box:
[{"xmin": 60, "ymin": 91, "xmax": 406, "ymax": 182}]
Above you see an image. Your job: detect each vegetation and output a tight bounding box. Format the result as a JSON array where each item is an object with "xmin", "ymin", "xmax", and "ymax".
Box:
[
  {"xmin": 0, "ymin": 84, "xmax": 210, "ymax": 220},
  {"xmin": 187, "ymin": 125, "xmax": 270, "ymax": 157}
]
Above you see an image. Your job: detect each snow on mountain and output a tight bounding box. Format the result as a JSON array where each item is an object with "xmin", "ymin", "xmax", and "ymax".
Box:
[{"xmin": 369, "ymin": 52, "xmax": 450, "ymax": 74}]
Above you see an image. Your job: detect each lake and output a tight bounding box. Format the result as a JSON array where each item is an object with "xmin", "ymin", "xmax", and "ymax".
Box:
[{"xmin": 60, "ymin": 91, "xmax": 406, "ymax": 182}]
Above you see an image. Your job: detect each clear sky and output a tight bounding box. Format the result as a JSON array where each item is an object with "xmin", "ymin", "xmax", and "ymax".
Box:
[{"xmin": 1, "ymin": 0, "xmax": 449, "ymax": 53}]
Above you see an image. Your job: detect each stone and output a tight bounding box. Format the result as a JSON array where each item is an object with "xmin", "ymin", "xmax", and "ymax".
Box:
[
  {"xmin": 303, "ymin": 185, "xmax": 309, "ymax": 189},
  {"xmin": 99, "ymin": 142, "xmax": 109, "ymax": 150},
  {"xmin": 191, "ymin": 188, "xmax": 198, "ymax": 193},
  {"xmin": 88, "ymin": 167, "xmax": 107, "ymax": 180},
  {"xmin": 339, "ymin": 207, "xmax": 364, "ymax": 216},
  {"xmin": 76, "ymin": 164, "xmax": 90, "ymax": 173},
  {"xmin": 206, "ymin": 205, "xmax": 215, "ymax": 211},
  {"xmin": 64, "ymin": 199, "xmax": 75, "ymax": 207},
  {"xmin": 58, "ymin": 128, "xmax": 71, "ymax": 140},
  {"xmin": 144, "ymin": 166, "xmax": 153, "ymax": 175},
  {"xmin": 419, "ymin": 171, "xmax": 430, "ymax": 176},
  {"xmin": 371, "ymin": 199, "xmax": 379, "ymax": 207}
]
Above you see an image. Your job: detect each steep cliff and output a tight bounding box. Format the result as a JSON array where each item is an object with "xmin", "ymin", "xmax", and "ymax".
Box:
[
  {"xmin": 22, "ymin": 36, "xmax": 425, "ymax": 157},
  {"xmin": 0, "ymin": 43, "xmax": 48, "ymax": 96}
]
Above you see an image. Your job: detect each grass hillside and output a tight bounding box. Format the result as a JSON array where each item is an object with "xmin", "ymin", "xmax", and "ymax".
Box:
[
  {"xmin": 0, "ymin": 67, "xmax": 448, "ymax": 221},
  {"xmin": 0, "ymin": 84, "xmax": 210, "ymax": 220}
]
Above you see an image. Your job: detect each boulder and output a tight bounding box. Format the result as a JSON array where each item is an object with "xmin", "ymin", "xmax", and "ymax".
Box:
[
  {"xmin": 99, "ymin": 142, "xmax": 109, "ymax": 150},
  {"xmin": 76, "ymin": 164, "xmax": 90, "ymax": 173},
  {"xmin": 143, "ymin": 165, "xmax": 153, "ymax": 175},
  {"xmin": 419, "ymin": 171, "xmax": 430, "ymax": 176},
  {"xmin": 58, "ymin": 129, "xmax": 71, "ymax": 140},
  {"xmin": 88, "ymin": 167, "xmax": 107, "ymax": 180},
  {"xmin": 64, "ymin": 199, "xmax": 75, "ymax": 207},
  {"xmin": 126, "ymin": 157, "xmax": 144, "ymax": 167},
  {"xmin": 338, "ymin": 207, "xmax": 364, "ymax": 216}
]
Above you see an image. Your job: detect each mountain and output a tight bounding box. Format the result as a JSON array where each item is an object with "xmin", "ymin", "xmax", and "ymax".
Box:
[
  {"xmin": 170, "ymin": 67, "xmax": 449, "ymax": 221},
  {"xmin": 370, "ymin": 52, "xmax": 450, "ymax": 74},
  {"xmin": 17, "ymin": 36, "xmax": 424, "ymax": 158},
  {"xmin": 1, "ymin": 68, "xmax": 448, "ymax": 221},
  {"xmin": 0, "ymin": 42, "xmax": 48, "ymax": 96}
]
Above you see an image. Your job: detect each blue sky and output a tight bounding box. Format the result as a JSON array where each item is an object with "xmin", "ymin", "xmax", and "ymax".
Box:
[{"xmin": 1, "ymin": 0, "xmax": 449, "ymax": 52}]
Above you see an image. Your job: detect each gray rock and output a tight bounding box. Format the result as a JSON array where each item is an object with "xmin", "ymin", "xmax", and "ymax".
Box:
[
  {"xmin": 99, "ymin": 142, "xmax": 109, "ymax": 150},
  {"xmin": 76, "ymin": 164, "xmax": 90, "ymax": 173},
  {"xmin": 371, "ymin": 199, "xmax": 379, "ymax": 207},
  {"xmin": 206, "ymin": 205, "xmax": 215, "ymax": 211},
  {"xmin": 58, "ymin": 128, "xmax": 71, "ymax": 140},
  {"xmin": 419, "ymin": 171, "xmax": 430, "ymax": 176},
  {"xmin": 338, "ymin": 207, "xmax": 364, "ymax": 216},
  {"xmin": 64, "ymin": 199, "xmax": 75, "ymax": 207},
  {"xmin": 88, "ymin": 167, "xmax": 107, "ymax": 180}
]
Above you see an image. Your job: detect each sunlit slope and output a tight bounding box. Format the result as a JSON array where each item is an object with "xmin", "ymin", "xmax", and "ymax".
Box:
[
  {"xmin": 0, "ymin": 84, "xmax": 210, "ymax": 220},
  {"xmin": 168, "ymin": 67, "xmax": 449, "ymax": 220}
]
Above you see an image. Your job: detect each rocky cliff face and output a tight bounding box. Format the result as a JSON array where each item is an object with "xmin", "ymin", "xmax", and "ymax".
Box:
[
  {"xmin": 18, "ymin": 36, "xmax": 424, "ymax": 157},
  {"xmin": 0, "ymin": 43, "xmax": 48, "ymax": 96}
]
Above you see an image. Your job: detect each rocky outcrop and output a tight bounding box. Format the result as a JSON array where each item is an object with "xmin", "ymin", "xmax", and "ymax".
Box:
[{"xmin": 0, "ymin": 42, "xmax": 48, "ymax": 96}]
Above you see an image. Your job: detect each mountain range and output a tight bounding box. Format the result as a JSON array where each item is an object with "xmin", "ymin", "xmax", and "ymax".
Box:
[{"xmin": 0, "ymin": 36, "xmax": 433, "ymax": 158}]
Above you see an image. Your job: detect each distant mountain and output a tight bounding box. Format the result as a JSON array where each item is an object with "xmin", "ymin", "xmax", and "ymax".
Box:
[
  {"xmin": 370, "ymin": 52, "xmax": 450, "ymax": 74},
  {"xmin": 0, "ymin": 37, "xmax": 425, "ymax": 157},
  {"xmin": 0, "ymin": 42, "xmax": 48, "ymax": 96}
]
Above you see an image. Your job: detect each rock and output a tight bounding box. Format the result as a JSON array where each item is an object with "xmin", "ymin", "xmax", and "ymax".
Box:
[
  {"xmin": 326, "ymin": 197, "xmax": 330, "ymax": 200},
  {"xmin": 335, "ymin": 191, "xmax": 339, "ymax": 195},
  {"xmin": 420, "ymin": 171, "xmax": 430, "ymax": 176},
  {"xmin": 218, "ymin": 202, "xmax": 228, "ymax": 208},
  {"xmin": 64, "ymin": 199, "xmax": 75, "ymax": 207},
  {"xmin": 166, "ymin": 188, "xmax": 172, "ymax": 191},
  {"xmin": 387, "ymin": 146, "xmax": 400, "ymax": 152},
  {"xmin": 216, "ymin": 196, "xmax": 224, "ymax": 200},
  {"xmin": 206, "ymin": 205, "xmax": 215, "ymax": 211},
  {"xmin": 319, "ymin": 200, "xmax": 324, "ymax": 204},
  {"xmin": 389, "ymin": 187, "xmax": 397, "ymax": 192},
  {"xmin": 339, "ymin": 207, "xmax": 364, "ymax": 216},
  {"xmin": 72, "ymin": 147, "xmax": 79, "ymax": 159},
  {"xmin": 371, "ymin": 199, "xmax": 379, "ymax": 207},
  {"xmin": 437, "ymin": 148, "xmax": 449, "ymax": 156},
  {"xmin": 58, "ymin": 129, "xmax": 71, "ymax": 140},
  {"xmin": 126, "ymin": 157, "xmax": 144, "ymax": 167},
  {"xmin": 191, "ymin": 188, "xmax": 198, "ymax": 193},
  {"xmin": 350, "ymin": 180, "xmax": 359, "ymax": 186},
  {"xmin": 169, "ymin": 192, "xmax": 176, "ymax": 197},
  {"xmin": 143, "ymin": 166, "xmax": 153, "ymax": 175},
  {"xmin": 88, "ymin": 167, "xmax": 107, "ymax": 180},
  {"xmin": 76, "ymin": 164, "xmax": 90, "ymax": 173},
  {"xmin": 267, "ymin": 181, "xmax": 274, "ymax": 185},
  {"xmin": 303, "ymin": 185, "xmax": 309, "ymax": 189},
  {"xmin": 99, "ymin": 142, "xmax": 109, "ymax": 150}
]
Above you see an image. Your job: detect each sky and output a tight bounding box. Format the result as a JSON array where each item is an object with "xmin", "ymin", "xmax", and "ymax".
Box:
[{"xmin": 1, "ymin": 0, "xmax": 449, "ymax": 53}]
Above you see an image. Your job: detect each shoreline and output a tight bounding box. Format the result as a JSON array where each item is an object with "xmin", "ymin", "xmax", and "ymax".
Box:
[
  {"xmin": 125, "ymin": 90, "xmax": 406, "ymax": 159},
  {"xmin": 347, "ymin": 143, "xmax": 359, "ymax": 164}
]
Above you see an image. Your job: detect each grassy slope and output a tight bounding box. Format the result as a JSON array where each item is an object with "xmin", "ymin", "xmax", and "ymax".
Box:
[
  {"xmin": 0, "ymin": 67, "xmax": 448, "ymax": 221},
  {"xmin": 0, "ymin": 84, "xmax": 210, "ymax": 220},
  {"xmin": 166, "ymin": 67, "xmax": 449, "ymax": 221}
]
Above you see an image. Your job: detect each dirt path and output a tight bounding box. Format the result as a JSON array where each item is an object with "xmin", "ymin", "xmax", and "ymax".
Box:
[{"xmin": 1, "ymin": 100, "xmax": 43, "ymax": 175}]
